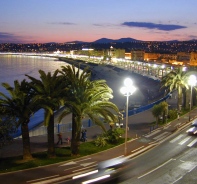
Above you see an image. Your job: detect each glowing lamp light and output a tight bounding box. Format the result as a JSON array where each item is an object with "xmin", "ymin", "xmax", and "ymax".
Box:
[
  {"xmin": 188, "ymin": 75, "xmax": 197, "ymax": 121},
  {"xmin": 120, "ymin": 78, "xmax": 136, "ymax": 155},
  {"xmin": 188, "ymin": 75, "xmax": 197, "ymax": 87}
]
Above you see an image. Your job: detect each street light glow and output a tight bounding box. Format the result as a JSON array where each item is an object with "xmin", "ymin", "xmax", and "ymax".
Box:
[
  {"xmin": 120, "ymin": 78, "xmax": 136, "ymax": 155},
  {"xmin": 188, "ymin": 75, "xmax": 197, "ymax": 121},
  {"xmin": 120, "ymin": 78, "xmax": 136, "ymax": 96},
  {"xmin": 188, "ymin": 75, "xmax": 196, "ymax": 86}
]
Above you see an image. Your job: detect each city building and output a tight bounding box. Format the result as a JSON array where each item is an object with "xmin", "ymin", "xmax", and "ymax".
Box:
[
  {"xmin": 190, "ymin": 52, "xmax": 197, "ymax": 66},
  {"xmin": 131, "ymin": 50, "xmax": 144, "ymax": 61},
  {"xmin": 144, "ymin": 52, "xmax": 160, "ymax": 62}
]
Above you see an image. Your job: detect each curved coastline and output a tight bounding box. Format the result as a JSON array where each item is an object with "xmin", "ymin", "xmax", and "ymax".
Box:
[
  {"xmin": 58, "ymin": 57, "xmax": 164, "ymax": 109},
  {"xmin": 1, "ymin": 54, "xmax": 164, "ymax": 138}
]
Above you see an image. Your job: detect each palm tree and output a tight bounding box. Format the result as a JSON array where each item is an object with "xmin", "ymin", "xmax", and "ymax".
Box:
[
  {"xmin": 161, "ymin": 67, "xmax": 189, "ymax": 110},
  {"xmin": 0, "ymin": 80, "xmax": 39, "ymax": 160},
  {"xmin": 59, "ymin": 65, "xmax": 119, "ymax": 156},
  {"xmin": 152, "ymin": 103, "xmax": 163, "ymax": 126},
  {"xmin": 26, "ymin": 69, "xmax": 66, "ymax": 158},
  {"xmin": 0, "ymin": 112, "xmax": 17, "ymax": 148}
]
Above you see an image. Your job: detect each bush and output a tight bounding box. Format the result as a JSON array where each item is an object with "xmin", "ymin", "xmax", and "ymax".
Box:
[
  {"xmin": 105, "ymin": 128, "xmax": 125, "ymax": 144},
  {"xmin": 94, "ymin": 135, "xmax": 108, "ymax": 147},
  {"xmin": 168, "ymin": 109, "xmax": 178, "ymax": 120},
  {"xmin": 94, "ymin": 128, "xmax": 125, "ymax": 147}
]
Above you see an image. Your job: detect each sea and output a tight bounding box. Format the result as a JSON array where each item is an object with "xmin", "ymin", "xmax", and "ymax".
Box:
[{"xmin": 0, "ymin": 54, "xmax": 71, "ymax": 137}]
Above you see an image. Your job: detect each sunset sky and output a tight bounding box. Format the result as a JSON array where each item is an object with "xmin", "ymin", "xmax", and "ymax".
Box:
[{"xmin": 1, "ymin": 0, "xmax": 197, "ymax": 43}]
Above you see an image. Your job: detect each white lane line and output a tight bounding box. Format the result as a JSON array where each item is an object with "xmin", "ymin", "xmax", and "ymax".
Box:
[
  {"xmin": 80, "ymin": 162, "xmax": 96, "ymax": 167},
  {"xmin": 172, "ymin": 176, "xmax": 183, "ymax": 184},
  {"xmin": 77, "ymin": 158, "xmax": 91, "ymax": 162},
  {"xmin": 156, "ymin": 133, "xmax": 171, "ymax": 141},
  {"xmin": 163, "ymin": 124, "xmax": 171, "ymax": 129},
  {"xmin": 127, "ymin": 145, "xmax": 156, "ymax": 159},
  {"xmin": 138, "ymin": 158, "xmax": 175, "ymax": 179},
  {"xmin": 74, "ymin": 164, "xmax": 97, "ymax": 172},
  {"xmin": 187, "ymin": 138, "xmax": 197, "ymax": 147},
  {"xmin": 188, "ymin": 165, "xmax": 196, "ymax": 172},
  {"xmin": 153, "ymin": 132, "xmax": 169, "ymax": 140},
  {"xmin": 131, "ymin": 146, "xmax": 145, "ymax": 153},
  {"xmin": 170, "ymin": 134, "xmax": 184, "ymax": 143},
  {"xmin": 145, "ymin": 130, "xmax": 161, "ymax": 138},
  {"xmin": 179, "ymin": 137, "xmax": 192, "ymax": 145},
  {"xmin": 59, "ymin": 158, "xmax": 92, "ymax": 167},
  {"xmin": 27, "ymin": 175, "xmax": 59, "ymax": 183},
  {"xmin": 59, "ymin": 161, "xmax": 76, "ymax": 166}
]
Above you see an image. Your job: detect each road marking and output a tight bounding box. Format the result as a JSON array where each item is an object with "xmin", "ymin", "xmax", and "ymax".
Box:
[
  {"xmin": 145, "ymin": 130, "xmax": 161, "ymax": 138},
  {"xmin": 31, "ymin": 170, "xmax": 90, "ymax": 184},
  {"xmin": 163, "ymin": 124, "xmax": 171, "ymax": 129},
  {"xmin": 27, "ymin": 175, "xmax": 59, "ymax": 183},
  {"xmin": 178, "ymin": 137, "xmax": 191, "ymax": 145},
  {"xmin": 170, "ymin": 134, "xmax": 184, "ymax": 143},
  {"xmin": 153, "ymin": 132, "xmax": 169, "ymax": 140},
  {"xmin": 74, "ymin": 164, "xmax": 97, "ymax": 172},
  {"xmin": 127, "ymin": 145, "xmax": 156, "ymax": 159},
  {"xmin": 59, "ymin": 158, "xmax": 92, "ymax": 167},
  {"xmin": 172, "ymin": 176, "xmax": 183, "ymax": 184},
  {"xmin": 59, "ymin": 161, "xmax": 76, "ymax": 166},
  {"xmin": 77, "ymin": 158, "xmax": 91, "ymax": 162},
  {"xmin": 131, "ymin": 146, "xmax": 144, "ymax": 153},
  {"xmin": 188, "ymin": 165, "xmax": 196, "ymax": 172},
  {"xmin": 80, "ymin": 162, "xmax": 96, "ymax": 167},
  {"xmin": 156, "ymin": 133, "xmax": 171, "ymax": 141},
  {"xmin": 64, "ymin": 165, "xmax": 81, "ymax": 171},
  {"xmin": 187, "ymin": 138, "xmax": 197, "ymax": 147},
  {"xmin": 138, "ymin": 158, "xmax": 174, "ymax": 179}
]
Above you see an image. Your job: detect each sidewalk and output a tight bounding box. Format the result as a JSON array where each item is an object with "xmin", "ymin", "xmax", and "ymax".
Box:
[{"xmin": 0, "ymin": 93, "xmax": 195, "ymax": 159}]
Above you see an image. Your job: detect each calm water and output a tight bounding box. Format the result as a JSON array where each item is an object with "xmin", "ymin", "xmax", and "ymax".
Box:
[
  {"xmin": 0, "ymin": 54, "xmax": 69, "ymax": 95},
  {"xmin": 0, "ymin": 54, "xmax": 70, "ymax": 136}
]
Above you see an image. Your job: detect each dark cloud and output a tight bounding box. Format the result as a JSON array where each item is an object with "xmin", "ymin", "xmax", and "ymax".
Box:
[
  {"xmin": 188, "ymin": 35, "xmax": 197, "ymax": 40},
  {"xmin": 48, "ymin": 22, "xmax": 76, "ymax": 25},
  {"xmin": 122, "ymin": 22, "xmax": 187, "ymax": 31},
  {"xmin": 0, "ymin": 32, "xmax": 23, "ymax": 43}
]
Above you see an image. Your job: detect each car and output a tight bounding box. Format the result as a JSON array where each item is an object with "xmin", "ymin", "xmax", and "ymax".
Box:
[
  {"xmin": 186, "ymin": 118, "xmax": 197, "ymax": 135},
  {"xmin": 70, "ymin": 156, "xmax": 129, "ymax": 184}
]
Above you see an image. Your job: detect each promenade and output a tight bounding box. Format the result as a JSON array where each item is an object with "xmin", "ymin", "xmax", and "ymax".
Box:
[
  {"xmin": 0, "ymin": 59, "xmax": 194, "ymax": 165},
  {"xmin": 0, "ymin": 93, "xmax": 194, "ymax": 160}
]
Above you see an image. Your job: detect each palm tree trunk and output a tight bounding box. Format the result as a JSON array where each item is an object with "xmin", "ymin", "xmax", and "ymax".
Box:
[
  {"xmin": 47, "ymin": 113, "xmax": 55, "ymax": 158},
  {"xmin": 71, "ymin": 113, "xmax": 81, "ymax": 156},
  {"xmin": 21, "ymin": 121, "xmax": 32, "ymax": 160},
  {"xmin": 177, "ymin": 87, "xmax": 183, "ymax": 111},
  {"xmin": 193, "ymin": 89, "xmax": 197, "ymax": 106},
  {"xmin": 185, "ymin": 89, "xmax": 190, "ymax": 109}
]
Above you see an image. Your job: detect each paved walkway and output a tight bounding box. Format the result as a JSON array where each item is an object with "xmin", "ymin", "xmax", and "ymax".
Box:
[{"xmin": 0, "ymin": 93, "xmax": 195, "ymax": 159}]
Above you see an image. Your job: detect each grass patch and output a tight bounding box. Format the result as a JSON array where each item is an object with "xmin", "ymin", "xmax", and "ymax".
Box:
[{"xmin": 0, "ymin": 139, "xmax": 125, "ymax": 173}]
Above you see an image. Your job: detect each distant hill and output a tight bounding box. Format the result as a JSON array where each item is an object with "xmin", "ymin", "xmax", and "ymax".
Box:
[
  {"xmin": 93, "ymin": 37, "xmax": 140, "ymax": 43},
  {"xmin": 65, "ymin": 40, "xmax": 87, "ymax": 44}
]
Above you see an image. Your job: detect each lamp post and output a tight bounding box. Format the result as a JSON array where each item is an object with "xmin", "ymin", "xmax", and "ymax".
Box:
[
  {"xmin": 188, "ymin": 75, "xmax": 197, "ymax": 121},
  {"xmin": 120, "ymin": 78, "xmax": 136, "ymax": 155}
]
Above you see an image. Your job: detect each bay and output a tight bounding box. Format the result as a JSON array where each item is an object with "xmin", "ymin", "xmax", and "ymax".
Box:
[
  {"xmin": 0, "ymin": 54, "xmax": 69, "ymax": 94},
  {"xmin": 0, "ymin": 54, "xmax": 70, "ymax": 137}
]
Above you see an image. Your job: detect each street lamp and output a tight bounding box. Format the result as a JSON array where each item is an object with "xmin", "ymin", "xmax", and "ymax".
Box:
[
  {"xmin": 120, "ymin": 78, "xmax": 136, "ymax": 155},
  {"xmin": 188, "ymin": 75, "xmax": 197, "ymax": 121}
]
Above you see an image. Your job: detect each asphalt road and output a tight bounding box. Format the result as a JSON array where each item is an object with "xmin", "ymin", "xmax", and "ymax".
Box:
[{"xmin": 120, "ymin": 126, "xmax": 197, "ymax": 184}]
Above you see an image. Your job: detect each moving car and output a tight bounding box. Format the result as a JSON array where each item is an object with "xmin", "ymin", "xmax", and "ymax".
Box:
[
  {"xmin": 69, "ymin": 156, "xmax": 129, "ymax": 184},
  {"xmin": 186, "ymin": 118, "xmax": 197, "ymax": 135}
]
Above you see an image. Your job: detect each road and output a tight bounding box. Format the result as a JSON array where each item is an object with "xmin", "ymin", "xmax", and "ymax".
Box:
[
  {"xmin": 0, "ymin": 120, "xmax": 195, "ymax": 184},
  {"xmin": 119, "ymin": 126, "xmax": 197, "ymax": 184}
]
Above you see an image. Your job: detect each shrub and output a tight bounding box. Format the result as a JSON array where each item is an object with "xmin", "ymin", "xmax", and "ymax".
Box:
[
  {"xmin": 94, "ymin": 135, "xmax": 108, "ymax": 147},
  {"xmin": 105, "ymin": 128, "xmax": 125, "ymax": 144},
  {"xmin": 168, "ymin": 109, "xmax": 177, "ymax": 120}
]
